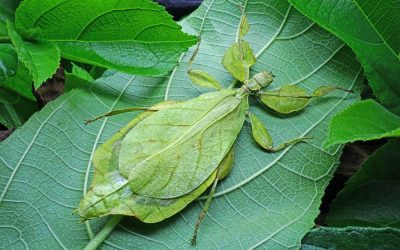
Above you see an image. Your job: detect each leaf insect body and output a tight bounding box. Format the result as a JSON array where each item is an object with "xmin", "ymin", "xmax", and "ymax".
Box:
[{"xmin": 78, "ymin": 14, "xmax": 352, "ymax": 246}]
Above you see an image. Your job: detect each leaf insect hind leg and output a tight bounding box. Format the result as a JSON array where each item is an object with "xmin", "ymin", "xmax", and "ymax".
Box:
[{"xmin": 191, "ymin": 146, "xmax": 235, "ymax": 245}]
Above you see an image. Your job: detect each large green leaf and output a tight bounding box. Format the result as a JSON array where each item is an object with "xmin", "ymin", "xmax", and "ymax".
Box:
[
  {"xmin": 325, "ymin": 140, "xmax": 400, "ymax": 228},
  {"xmin": 0, "ymin": 0, "xmax": 362, "ymax": 248},
  {"xmin": 289, "ymin": 0, "xmax": 400, "ymax": 115},
  {"xmin": 302, "ymin": 227, "xmax": 400, "ymax": 249},
  {"xmin": 15, "ymin": 0, "xmax": 197, "ymax": 76},
  {"xmin": 325, "ymin": 100, "xmax": 400, "ymax": 147}
]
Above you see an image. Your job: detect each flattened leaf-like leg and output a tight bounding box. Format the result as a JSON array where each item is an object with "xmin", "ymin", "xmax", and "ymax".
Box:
[
  {"xmin": 187, "ymin": 38, "xmax": 222, "ymax": 90},
  {"xmin": 258, "ymin": 85, "xmax": 353, "ymax": 114},
  {"xmin": 84, "ymin": 101, "xmax": 178, "ymax": 124},
  {"xmin": 191, "ymin": 145, "xmax": 235, "ymax": 245},
  {"xmin": 248, "ymin": 113, "xmax": 310, "ymax": 152}
]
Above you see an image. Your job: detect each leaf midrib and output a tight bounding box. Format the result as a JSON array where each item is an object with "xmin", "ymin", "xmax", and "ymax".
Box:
[{"xmin": 352, "ymin": 0, "xmax": 399, "ymax": 59}]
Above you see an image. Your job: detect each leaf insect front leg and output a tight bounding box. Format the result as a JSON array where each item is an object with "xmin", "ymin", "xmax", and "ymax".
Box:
[
  {"xmin": 187, "ymin": 38, "xmax": 223, "ymax": 90},
  {"xmin": 84, "ymin": 101, "xmax": 179, "ymax": 124},
  {"xmin": 191, "ymin": 146, "xmax": 235, "ymax": 245}
]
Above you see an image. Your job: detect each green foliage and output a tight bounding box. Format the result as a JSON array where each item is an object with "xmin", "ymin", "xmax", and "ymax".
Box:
[
  {"xmin": 15, "ymin": 0, "xmax": 197, "ymax": 77},
  {"xmin": 326, "ymin": 140, "xmax": 400, "ymax": 228},
  {"xmin": 64, "ymin": 63, "xmax": 94, "ymax": 91},
  {"xmin": 325, "ymin": 100, "xmax": 400, "ymax": 147},
  {"xmin": 0, "ymin": 44, "xmax": 18, "ymax": 82},
  {"xmin": 0, "ymin": 0, "xmax": 19, "ymax": 36},
  {"xmin": 0, "ymin": 0, "xmax": 363, "ymax": 248},
  {"xmin": 7, "ymin": 20, "xmax": 61, "ymax": 89},
  {"xmin": 0, "ymin": 87, "xmax": 37, "ymax": 128},
  {"xmin": 1, "ymin": 62, "xmax": 35, "ymax": 101},
  {"xmin": 289, "ymin": 0, "xmax": 400, "ymax": 115},
  {"xmin": 302, "ymin": 227, "xmax": 400, "ymax": 249}
]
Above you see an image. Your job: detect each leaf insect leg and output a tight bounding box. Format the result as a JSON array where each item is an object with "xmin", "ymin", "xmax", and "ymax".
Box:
[
  {"xmin": 191, "ymin": 175, "xmax": 220, "ymax": 245},
  {"xmin": 84, "ymin": 101, "xmax": 179, "ymax": 125},
  {"xmin": 191, "ymin": 146, "xmax": 235, "ymax": 245},
  {"xmin": 84, "ymin": 106, "xmax": 161, "ymax": 125},
  {"xmin": 248, "ymin": 112, "xmax": 312, "ymax": 152}
]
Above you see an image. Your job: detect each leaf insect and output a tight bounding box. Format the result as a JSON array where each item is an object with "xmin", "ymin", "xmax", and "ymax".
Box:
[{"xmin": 78, "ymin": 13, "xmax": 353, "ymax": 246}]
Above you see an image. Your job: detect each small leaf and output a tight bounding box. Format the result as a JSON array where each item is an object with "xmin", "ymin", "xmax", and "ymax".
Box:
[
  {"xmin": 188, "ymin": 69, "xmax": 222, "ymax": 90},
  {"xmin": 222, "ymin": 41, "xmax": 256, "ymax": 81},
  {"xmin": 64, "ymin": 63, "xmax": 94, "ymax": 91},
  {"xmin": 7, "ymin": 20, "xmax": 60, "ymax": 89},
  {"xmin": 249, "ymin": 113, "xmax": 273, "ymax": 150},
  {"xmin": 0, "ymin": 43, "xmax": 18, "ymax": 82},
  {"xmin": 2, "ymin": 62, "xmax": 36, "ymax": 101},
  {"xmin": 259, "ymin": 85, "xmax": 310, "ymax": 114},
  {"xmin": 325, "ymin": 100, "xmax": 400, "ymax": 147},
  {"xmin": 15, "ymin": 0, "xmax": 197, "ymax": 76}
]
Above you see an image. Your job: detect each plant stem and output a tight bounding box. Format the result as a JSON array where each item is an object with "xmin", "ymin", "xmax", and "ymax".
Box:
[{"xmin": 84, "ymin": 215, "xmax": 124, "ymax": 250}]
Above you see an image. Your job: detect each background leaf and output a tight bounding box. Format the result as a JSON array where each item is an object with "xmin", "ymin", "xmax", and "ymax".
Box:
[
  {"xmin": 289, "ymin": 0, "xmax": 400, "ymax": 115},
  {"xmin": 15, "ymin": 0, "xmax": 197, "ymax": 76},
  {"xmin": 302, "ymin": 227, "xmax": 400, "ymax": 249},
  {"xmin": 64, "ymin": 63, "xmax": 94, "ymax": 91},
  {"xmin": 0, "ymin": 43, "xmax": 18, "ymax": 82},
  {"xmin": 325, "ymin": 140, "xmax": 400, "ymax": 228},
  {"xmin": 0, "ymin": 0, "xmax": 363, "ymax": 248},
  {"xmin": 7, "ymin": 21, "xmax": 61, "ymax": 89},
  {"xmin": 0, "ymin": 87, "xmax": 37, "ymax": 128},
  {"xmin": 325, "ymin": 100, "xmax": 400, "ymax": 147},
  {"xmin": 1, "ymin": 62, "xmax": 35, "ymax": 101},
  {"xmin": 0, "ymin": 0, "xmax": 20, "ymax": 36}
]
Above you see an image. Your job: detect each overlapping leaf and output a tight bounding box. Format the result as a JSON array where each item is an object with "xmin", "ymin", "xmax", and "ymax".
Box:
[
  {"xmin": 15, "ymin": 0, "xmax": 197, "ymax": 76},
  {"xmin": 0, "ymin": 0, "xmax": 363, "ymax": 249},
  {"xmin": 289, "ymin": 0, "xmax": 400, "ymax": 115}
]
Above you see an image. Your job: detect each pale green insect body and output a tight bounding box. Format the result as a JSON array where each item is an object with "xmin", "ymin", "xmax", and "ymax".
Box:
[{"xmin": 78, "ymin": 89, "xmax": 249, "ymax": 223}]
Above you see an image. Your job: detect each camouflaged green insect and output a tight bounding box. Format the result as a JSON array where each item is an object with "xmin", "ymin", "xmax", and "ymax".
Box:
[{"xmin": 78, "ymin": 14, "xmax": 352, "ymax": 246}]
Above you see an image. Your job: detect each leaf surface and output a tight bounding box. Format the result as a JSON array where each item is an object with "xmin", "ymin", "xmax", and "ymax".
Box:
[
  {"xmin": 325, "ymin": 100, "xmax": 400, "ymax": 147},
  {"xmin": 289, "ymin": 0, "xmax": 400, "ymax": 115},
  {"xmin": 15, "ymin": 0, "xmax": 197, "ymax": 76},
  {"xmin": 0, "ymin": 0, "xmax": 363, "ymax": 248}
]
